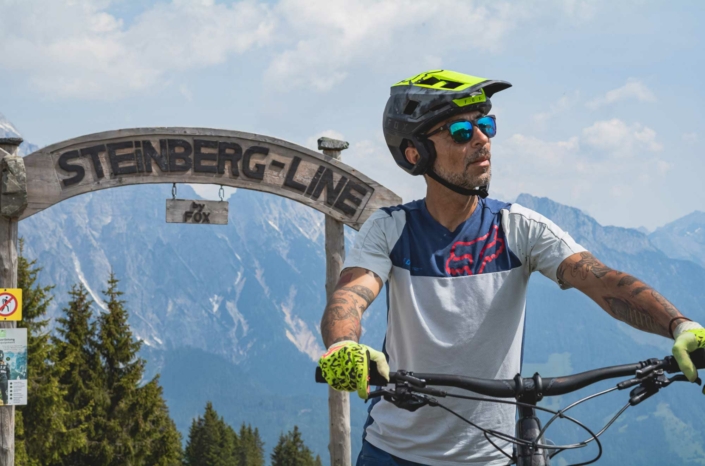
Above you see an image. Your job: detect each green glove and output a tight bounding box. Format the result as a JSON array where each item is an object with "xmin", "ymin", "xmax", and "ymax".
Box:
[
  {"xmin": 318, "ymin": 340, "xmax": 390, "ymax": 400},
  {"xmin": 672, "ymin": 323, "xmax": 705, "ymax": 392}
]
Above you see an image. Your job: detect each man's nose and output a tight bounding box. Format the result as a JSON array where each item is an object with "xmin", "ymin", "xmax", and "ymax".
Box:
[{"xmin": 470, "ymin": 126, "xmax": 490, "ymax": 148}]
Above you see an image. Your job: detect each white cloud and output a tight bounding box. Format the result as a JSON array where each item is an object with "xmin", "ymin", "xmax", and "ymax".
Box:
[
  {"xmin": 586, "ymin": 79, "xmax": 657, "ymax": 109},
  {"xmin": 682, "ymin": 132, "xmax": 698, "ymax": 144},
  {"xmin": 0, "ymin": 0, "xmax": 275, "ymax": 99},
  {"xmin": 494, "ymin": 118, "xmax": 670, "ymax": 216},
  {"xmin": 0, "ymin": 0, "xmax": 611, "ymax": 98},
  {"xmin": 582, "ymin": 119, "xmax": 662, "ymax": 157},
  {"xmin": 532, "ymin": 91, "xmax": 580, "ymax": 125},
  {"xmin": 265, "ymin": 0, "xmax": 526, "ymax": 91}
]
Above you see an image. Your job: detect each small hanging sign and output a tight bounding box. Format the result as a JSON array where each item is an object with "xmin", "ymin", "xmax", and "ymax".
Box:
[
  {"xmin": 166, "ymin": 184, "xmax": 228, "ymax": 225},
  {"xmin": 166, "ymin": 199, "xmax": 229, "ymax": 225}
]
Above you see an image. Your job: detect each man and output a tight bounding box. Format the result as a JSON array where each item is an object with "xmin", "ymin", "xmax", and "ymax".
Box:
[
  {"xmin": 0, "ymin": 351, "xmax": 10, "ymax": 405},
  {"xmin": 318, "ymin": 70, "xmax": 705, "ymax": 466}
]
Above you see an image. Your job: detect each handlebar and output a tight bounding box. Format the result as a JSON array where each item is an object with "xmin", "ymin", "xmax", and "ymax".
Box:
[{"xmin": 315, "ymin": 348, "xmax": 705, "ymax": 399}]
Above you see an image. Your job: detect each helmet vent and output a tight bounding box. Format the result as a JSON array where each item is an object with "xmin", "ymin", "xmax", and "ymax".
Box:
[
  {"xmin": 418, "ymin": 77, "xmax": 440, "ymax": 86},
  {"xmin": 403, "ymin": 100, "xmax": 419, "ymax": 115},
  {"xmin": 441, "ymin": 81, "xmax": 462, "ymax": 89}
]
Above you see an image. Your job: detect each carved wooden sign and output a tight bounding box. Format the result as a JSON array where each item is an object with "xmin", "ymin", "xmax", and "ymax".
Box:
[
  {"xmin": 21, "ymin": 128, "xmax": 401, "ymax": 230},
  {"xmin": 166, "ymin": 200, "xmax": 228, "ymax": 225}
]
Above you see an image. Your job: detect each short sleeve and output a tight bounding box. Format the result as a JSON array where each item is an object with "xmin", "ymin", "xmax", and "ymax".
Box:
[
  {"xmin": 343, "ymin": 209, "xmax": 400, "ymax": 283},
  {"xmin": 502, "ymin": 204, "xmax": 586, "ymax": 286}
]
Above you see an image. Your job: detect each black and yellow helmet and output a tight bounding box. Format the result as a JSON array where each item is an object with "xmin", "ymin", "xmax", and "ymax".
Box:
[{"xmin": 383, "ymin": 70, "xmax": 511, "ymax": 177}]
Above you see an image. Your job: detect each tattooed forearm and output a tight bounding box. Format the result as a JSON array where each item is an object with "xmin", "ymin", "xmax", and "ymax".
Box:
[
  {"xmin": 340, "ymin": 285, "xmax": 375, "ymax": 307},
  {"xmin": 617, "ymin": 275, "xmax": 638, "ymax": 287},
  {"xmin": 630, "ymin": 286, "xmax": 652, "ymax": 297},
  {"xmin": 320, "ymin": 284, "xmax": 377, "ymax": 347},
  {"xmin": 603, "ymin": 297, "xmax": 660, "ymax": 333},
  {"xmin": 558, "ymin": 252, "xmax": 687, "ymax": 337},
  {"xmin": 557, "ymin": 252, "xmax": 614, "ymax": 288}
]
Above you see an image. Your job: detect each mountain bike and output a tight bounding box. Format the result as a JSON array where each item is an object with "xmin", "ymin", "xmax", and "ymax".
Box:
[{"xmin": 315, "ymin": 348, "xmax": 705, "ymax": 465}]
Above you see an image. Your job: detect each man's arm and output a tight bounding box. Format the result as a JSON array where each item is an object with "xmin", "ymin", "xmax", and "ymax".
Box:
[
  {"xmin": 556, "ymin": 252, "xmax": 687, "ymax": 338},
  {"xmin": 320, "ymin": 267, "xmax": 383, "ymax": 348}
]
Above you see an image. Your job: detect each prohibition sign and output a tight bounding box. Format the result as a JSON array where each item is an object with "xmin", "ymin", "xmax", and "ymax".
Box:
[{"xmin": 0, "ymin": 289, "xmax": 22, "ymax": 321}]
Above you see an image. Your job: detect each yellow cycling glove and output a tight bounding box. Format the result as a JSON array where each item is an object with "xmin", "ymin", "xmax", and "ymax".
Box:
[
  {"xmin": 318, "ymin": 340, "xmax": 390, "ymax": 400},
  {"xmin": 672, "ymin": 322, "xmax": 705, "ymax": 393}
]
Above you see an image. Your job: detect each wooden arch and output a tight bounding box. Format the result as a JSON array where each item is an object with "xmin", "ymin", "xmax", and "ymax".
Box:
[{"xmin": 21, "ymin": 127, "xmax": 401, "ymax": 230}]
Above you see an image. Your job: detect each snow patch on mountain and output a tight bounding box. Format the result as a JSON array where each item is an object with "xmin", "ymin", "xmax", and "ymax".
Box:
[
  {"xmin": 0, "ymin": 113, "xmax": 20, "ymax": 138},
  {"xmin": 71, "ymin": 251, "xmax": 107, "ymax": 311},
  {"xmin": 210, "ymin": 294, "xmax": 223, "ymax": 314},
  {"xmin": 281, "ymin": 285, "xmax": 324, "ymax": 361}
]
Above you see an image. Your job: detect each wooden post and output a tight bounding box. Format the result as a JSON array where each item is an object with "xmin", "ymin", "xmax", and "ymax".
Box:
[
  {"xmin": 319, "ymin": 137, "xmax": 351, "ymax": 466},
  {"xmin": 0, "ymin": 137, "xmax": 22, "ymax": 466}
]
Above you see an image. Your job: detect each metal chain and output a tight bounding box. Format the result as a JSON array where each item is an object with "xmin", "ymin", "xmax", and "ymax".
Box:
[
  {"xmin": 172, "ymin": 183, "xmax": 176, "ymax": 200},
  {"xmin": 219, "ymin": 185, "xmax": 225, "ymax": 202}
]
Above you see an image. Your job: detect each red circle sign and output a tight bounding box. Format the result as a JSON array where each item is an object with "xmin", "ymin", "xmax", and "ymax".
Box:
[{"xmin": 0, "ymin": 293, "xmax": 18, "ymax": 317}]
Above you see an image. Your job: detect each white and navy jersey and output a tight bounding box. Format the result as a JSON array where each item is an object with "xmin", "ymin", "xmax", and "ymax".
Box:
[{"xmin": 343, "ymin": 198, "xmax": 585, "ymax": 466}]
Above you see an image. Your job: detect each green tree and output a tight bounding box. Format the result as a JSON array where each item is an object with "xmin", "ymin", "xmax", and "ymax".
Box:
[
  {"xmin": 92, "ymin": 272, "xmax": 182, "ymax": 466},
  {"xmin": 184, "ymin": 402, "xmax": 238, "ymax": 466},
  {"xmin": 237, "ymin": 424, "xmax": 265, "ymax": 466},
  {"xmin": 54, "ymin": 274, "xmax": 181, "ymax": 466},
  {"xmin": 271, "ymin": 426, "xmax": 320, "ymax": 466},
  {"xmin": 53, "ymin": 284, "xmax": 102, "ymax": 466},
  {"xmin": 15, "ymin": 240, "xmax": 85, "ymax": 466}
]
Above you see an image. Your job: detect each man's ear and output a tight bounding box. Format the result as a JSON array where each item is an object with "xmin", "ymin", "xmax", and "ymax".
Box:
[{"xmin": 404, "ymin": 143, "xmax": 420, "ymax": 166}]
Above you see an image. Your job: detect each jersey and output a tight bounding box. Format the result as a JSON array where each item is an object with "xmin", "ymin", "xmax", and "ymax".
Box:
[{"xmin": 343, "ymin": 198, "xmax": 586, "ymax": 466}]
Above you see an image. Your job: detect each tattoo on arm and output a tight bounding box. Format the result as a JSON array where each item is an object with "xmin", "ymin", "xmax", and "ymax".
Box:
[
  {"xmin": 320, "ymin": 284, "xmax": 377, "ymax": 347},
  {"xmin": 340, "ymin": 285, "xmax": 375, "ymax": 307},
  {"xmin": 558, "ymin": 252, "xmax": 685, "ymax": 337},
  {"xmin": 603, "ymin": 297, "xmax": 660, "ymax": 333},
  {"xmin": 557, "ymin": 252, "xmax": 614, "ymax": 287},
  {"xmin": 617, "ymin": 275, "xmax": 638, "ymax": 287}
]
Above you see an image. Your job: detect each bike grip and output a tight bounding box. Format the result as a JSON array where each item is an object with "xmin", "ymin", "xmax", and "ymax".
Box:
[
  {"xmin": 314, "ymin": 361, "xmax": 389, "ymax": 385},
  {"xmin": 368, "ymin": 359, "xmax": 389, "ymax": 386},
  {"xmin": 691, "ymin": 348, "xmax": 705, "ymax": 369},
  {"xmin": 315, "ymin": 367, "xmax": 325, "ymax": 383}
]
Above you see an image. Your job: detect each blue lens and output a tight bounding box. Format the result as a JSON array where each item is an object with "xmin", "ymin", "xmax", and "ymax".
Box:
[
  {"xmin": 448, "ymin": 121, "xmax": 474, "ymax": 143},
  {"xmin": 476, "ymin": 116, "xmax": 496, "ymax": 138}
]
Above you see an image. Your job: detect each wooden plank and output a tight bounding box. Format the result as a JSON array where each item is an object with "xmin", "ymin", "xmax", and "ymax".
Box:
[
  {"xmin": 323, "ymin": 143, "xmax": 351, "ymax": 466},
  {"xmin": 166, "ymin": 199, "xmax": 228, "ymax": 225},
  {"xmin": 21, "ymin": 128, "xmax": 402, "ymax": 230},
  {"xmin": 0, "ymin": 139, "xmax": 19, "ymax": 466}
]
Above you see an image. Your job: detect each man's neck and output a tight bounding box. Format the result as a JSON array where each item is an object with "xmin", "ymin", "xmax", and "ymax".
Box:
[{"xmin": 424, "ymin": 182, "xmax": 480, "ymax": 232}]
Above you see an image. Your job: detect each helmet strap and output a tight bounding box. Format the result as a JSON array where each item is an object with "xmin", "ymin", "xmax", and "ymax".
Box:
[{"xmin": 426, "ymin": 169, "xmax": 489, "ymax": 198}]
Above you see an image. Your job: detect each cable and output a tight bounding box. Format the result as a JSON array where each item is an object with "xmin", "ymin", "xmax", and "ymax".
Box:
[
  {"xmin": 433, "ymin": 398, "xmax": 604, "ymax": 465},
  {"xmin": 537, "ymin": 387, "xmax": 618, "ymax": 443}
]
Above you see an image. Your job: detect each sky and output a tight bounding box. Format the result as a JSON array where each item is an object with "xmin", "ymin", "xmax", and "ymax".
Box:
[{"xmin": 1, "ymin": 0, "xmax": 704, "ymax": 230}]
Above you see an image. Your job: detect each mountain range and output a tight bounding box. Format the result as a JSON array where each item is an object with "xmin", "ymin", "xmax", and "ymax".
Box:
[{"xmin": 6, "ymin": 112, "xmax": 705, "ymax": 465}]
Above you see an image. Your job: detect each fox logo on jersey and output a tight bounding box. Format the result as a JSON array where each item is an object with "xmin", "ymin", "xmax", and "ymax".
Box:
[{"xmin": 445, "ymin": 225, "xmax": 505, "ymax": 276}]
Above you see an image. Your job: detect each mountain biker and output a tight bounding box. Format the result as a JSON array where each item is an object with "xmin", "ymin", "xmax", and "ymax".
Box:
[{"xmin": 318, "ymin": 70, "xmax": 705, "ymax": 466}]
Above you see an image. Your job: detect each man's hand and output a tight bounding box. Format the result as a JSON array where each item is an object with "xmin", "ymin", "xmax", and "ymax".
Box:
[
  {"xmin": 672, "ymin": 323, "xmax": 705, "ymax": 391},
  {"xmin": 318, "ymin": 340, "xmax": 390, "ymax": 399}
]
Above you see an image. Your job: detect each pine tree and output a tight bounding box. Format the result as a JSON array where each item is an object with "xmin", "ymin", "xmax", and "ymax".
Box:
[
  {"xmin": 184, "ymin": 402, "xmax": 238, "ymax": 466},
  {"xmin": 92, "ymin": 272, "xmax": 182, "ymax": 465},
  {"xmin": 15, "ymin": 240, "xmax": 85, "ymax": 466},
  {"xmin": 271, "ymin": 426, "xmax": 319, "ymax": 466},
  {"xmin": 237, "ymin": 424, "xmax": 265, "ymax": 466},
  {"xmin": 52, "ymin": 284, "xmax": 102, "ymax": 466},
  {"xmin": 131, "ymin": 376, "xmax": 183, "ymax": 466}
]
